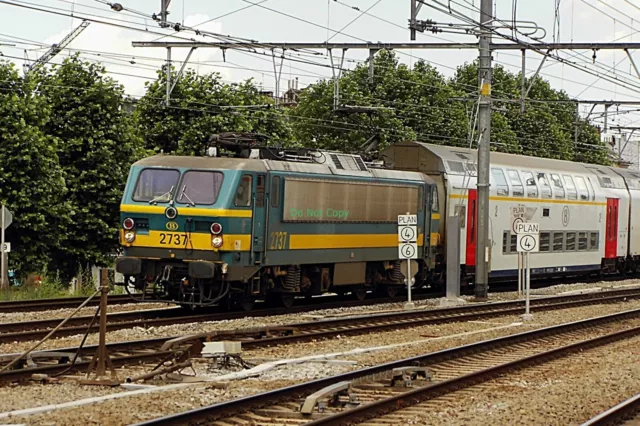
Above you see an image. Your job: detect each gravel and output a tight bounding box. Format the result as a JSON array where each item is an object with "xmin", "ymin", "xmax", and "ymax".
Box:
[
  {"xmin": 0, "ymin": 302, "xmax": 172, "ymax": 325},
  {"xmin": 384, "ymin": 335, "xmax": 640, "ymax": 426},
  {"xmin": 2, "ymin": 298, "xmax": 639, "ymax": 425},
  {"xmin": 3, "ymin": 278, "xmax": 640, "ymax": 356},
  {"xmin": 1, "ymin": 279, "xmax": 640, "ymax": 425}
]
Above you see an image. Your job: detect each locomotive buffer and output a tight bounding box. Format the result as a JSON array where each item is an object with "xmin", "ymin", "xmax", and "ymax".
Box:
[{"xmin": 398, "ymin": 214, "xmax": 418, "ymax": 310}]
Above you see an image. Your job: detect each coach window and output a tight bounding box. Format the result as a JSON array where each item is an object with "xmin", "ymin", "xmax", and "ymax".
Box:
[
  {"xmin": 540, "ymin": 232, "xmax": 550, "ymax": 252},
  {"xmin": 566, "ymin": 232, "xmax": 576, "ymax": 251},
  {"xmin": 234, "ymin": 175, "xmax": 252, "ymax": 207},
  {"xmin": 552, "ymin": 232, "xmax": 564, "ymax": 252},
  {"xmin": 550, "ymin": 174, "xmax": 565, "ymax": 199},
  {"xmin": 491, "ymin": 168, "xmax": 509, "ymax": 196},
  {"xmin": 271, "ymin": 176, "xmax": 281, "ymax": 208},
  {"xmin": 454, "ymin": 206, "xmax": 466, "ymax": 228},
  {"xmin": 507, "ymin": 169, "xmax": 524, "ymax": 197},
  {"xmin": 537, "ymin": 172, "xmax": 552, "ymax": 199},
  {"xmin": 563, "ymin": 175, "xmax": 578, "ymax": 200},
  {"xmin": 574, "ymin": 176, "xmax": 589, "ymax": 201},
  {"xmin": 578, "ymin": 232, "xmax": 588, "ymax": 250},
  {"xmin": 586, "ymin": 177, "xmax": 596, "ymax": 201},
  {"xmin": 589, "ymin": 232, "xmax": 599, "ymax": 250},
  {"xmin": 522, "ymin": 171, "xmax": 538, "ymax": 197}
]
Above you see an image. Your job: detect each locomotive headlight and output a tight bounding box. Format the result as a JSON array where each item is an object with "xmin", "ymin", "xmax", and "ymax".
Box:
[
  {"xmin": 123, "ymin": 217, "xmax": 135, "ymax": 230},
  {"xmin": 210, "ymin": 222, "xmax": 223, "ymax": 235},
  {"xmin": 212, "ymin": 236, "xmax": 223, "ymax": 248},
  {"xmin": 124, "ymin": 231, "xmax": 136, "ymax": 243}
]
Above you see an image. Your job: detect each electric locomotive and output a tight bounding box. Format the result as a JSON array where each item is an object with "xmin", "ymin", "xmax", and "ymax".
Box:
[{"xmin": 116, "ymin": 138, "xmax": 440, "ymax": 309}]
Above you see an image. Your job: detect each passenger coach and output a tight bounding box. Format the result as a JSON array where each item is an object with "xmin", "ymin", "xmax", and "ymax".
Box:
[{"xmin": 383, "ymin": 142, "xmax": 640, "ymax": 284}]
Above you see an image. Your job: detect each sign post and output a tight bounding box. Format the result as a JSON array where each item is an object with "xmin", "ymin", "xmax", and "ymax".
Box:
[
  {"xmin": 1, "ymin": 206, "xmax": 14, "ymax": 290},
  {"xmin": 398, "ymin": 213, "xmax": 418, "ymax": 310},
  {"xmin": 515, "ymin": 222, "xmax": 538, "ymax": 321}
]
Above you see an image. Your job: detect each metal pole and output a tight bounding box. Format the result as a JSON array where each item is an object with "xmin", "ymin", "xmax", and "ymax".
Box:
[
  {"xmin": 525, "ymin": 253, "xmax": 530, "ymax": 315},
  {"xmin": 407, "ymin": 259, "xmax": 412, "ymax": 303},
  {"xmin": 475, "ymin": 0, "xmax": 493, "ymax": 299},
  {"xmin": 517, "ymin": 252, "xmax": 522, "ymax": 296},
  {"xmin": 165, "ymin": 47, "xmax": 172, "ymax": 106},
  {"xmin": 0, "ymin": 206, "xmax": 5, "ymax": 290},
  {"xmin": 520, "ymin": 49, "xmax": 526, "ymax": 113}
]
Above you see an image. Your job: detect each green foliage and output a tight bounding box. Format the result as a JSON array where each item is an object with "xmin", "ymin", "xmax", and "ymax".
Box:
[
  {"xmin": 37, "ymin": 56, "xmax": 145, "ymax": 281},
  {"xmin": 135, "ymin": 70, "xmax": 293, "ymax": 155},
  {"xmin": 0, "ymin": 61, "xmax": 70, "ymax": 278},
  {"xmin": 451, "ymin": 61, "xmax": 610, "ymax": 164}
]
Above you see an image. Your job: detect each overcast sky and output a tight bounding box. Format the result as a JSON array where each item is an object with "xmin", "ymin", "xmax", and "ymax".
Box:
[{"xmin": 1, "ymin": 0, "xmax": 640, "ymax": 129}]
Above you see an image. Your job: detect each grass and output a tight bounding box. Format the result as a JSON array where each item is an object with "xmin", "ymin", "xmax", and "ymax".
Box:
[{"xmin": 0, "ymin": 265, "xmax": 125, "ymax": 301}]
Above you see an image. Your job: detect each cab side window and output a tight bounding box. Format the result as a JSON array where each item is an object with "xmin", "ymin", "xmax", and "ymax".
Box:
[{"xmin": 234, "ymin": 175, "xmax": 253, "ymax": 207}]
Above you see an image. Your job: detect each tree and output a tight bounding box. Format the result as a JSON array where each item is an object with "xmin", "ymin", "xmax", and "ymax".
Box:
[
  {"xmin": 135, "ymin": 70, "xmax": 293, "ymax": 155},
  {"xmin": 38, "ymin": 55, "xmax": 145, "ymax": 280},
  {"xmin": 450, "ymin": 62, "xmax": 610, "ymax": 164},
  {"xmin": 0, "ymin": 61, "xmax": 70, "ymax": 280}
]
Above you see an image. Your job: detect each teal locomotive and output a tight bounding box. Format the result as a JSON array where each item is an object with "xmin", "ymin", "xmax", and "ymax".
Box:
[{"xmin": 116, "ymin": 138, "xmax": 440, "ymax": 309}]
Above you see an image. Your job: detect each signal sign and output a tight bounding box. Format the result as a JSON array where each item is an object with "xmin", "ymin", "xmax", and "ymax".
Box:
[
  {"xmin": 517, "ymin": 233, "xmax": 539, "ymax": 253},
  {"xmin": 398, "ymin": 242, "xmax": 418, "ymax": 259},
  {"xmin": 398, "ymin": 226, "xmax": 417, "ymax": 243}
]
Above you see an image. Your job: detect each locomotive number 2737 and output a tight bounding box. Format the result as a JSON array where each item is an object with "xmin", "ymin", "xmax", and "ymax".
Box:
[
  {"xmin": 269, "ymin": 232, "xmax": 288, "ymax": 250},
  {"xmin": 159, "ymin": 233, "xmax": 188, "ymax": 246}
]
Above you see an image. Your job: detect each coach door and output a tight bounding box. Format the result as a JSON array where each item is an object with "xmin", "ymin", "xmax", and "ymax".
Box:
[
  {"xmin": 605, "ymin": 198, "xmax": 619, "ymax": 259},
  {"xmin": 466, "ymin": 189, "xmax": 478, "ymax": 266},
  {"xmin": 252, "ymin": 174, "xmax": 267, "ymax": 264}
]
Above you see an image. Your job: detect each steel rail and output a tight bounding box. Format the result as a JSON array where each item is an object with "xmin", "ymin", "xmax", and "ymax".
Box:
[
  {"xmin": 0, "ymin": 294, "xmax": 134, "ymax": 313},
  {"xmin": 3, "ymin": 289, "xmax": 639, "ymax": 385},
  {"xmin": 132, "ymin": 308, "xmax": 640, "ymax": 426},
  {"xmin": 2, "ymin": 288, "xmax": 639, "ymax": 345},
  {"xmin": 581, "ymin": 393, "xmax": 640, "ymax": 426}
]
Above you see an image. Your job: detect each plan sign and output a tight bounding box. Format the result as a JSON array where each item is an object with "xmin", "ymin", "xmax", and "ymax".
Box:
[
  {"xmin": 515, "ymin": 222, "xmax": 539, "ymax": 234},
  {"xmin": 398, "ymin": 226, "xmax": 417, "ymax": 243},
  {"xmin": 397, "ymin": 214, "xmax": 418, "ymax": 226},
  {"xmin": 517, "ymin": 233, "xmax": 539, "ymax": 253},
  {"xmin": 398, "ymin": 242, "xmax": 418, "ymax": 259},
  {"xmin": 1, "ymin": 243, "xmax": 9, "ymax": 253}
]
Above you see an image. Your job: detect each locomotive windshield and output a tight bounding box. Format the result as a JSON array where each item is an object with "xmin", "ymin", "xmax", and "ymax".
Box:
[
  {"xmin": 175, "ymin": 171, "xmax": 224, "ymax": 205},
  {"xmin": 133, "ymin": 168, "xmax": 180, "ymax": 202}
]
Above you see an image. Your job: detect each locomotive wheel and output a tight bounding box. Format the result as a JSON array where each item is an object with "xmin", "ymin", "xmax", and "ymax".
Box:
[
  {"xmin": 385, "ymin": 286, "xmax": 399, "ymax": 298},
  {"xmin": 280, "ymin": 293, "xmax": 295, "ymax": 309},
  {"xmin": 354, "ymin": 288, "xmax": 366, "ymax": 301},
  {"xmin": 241, "ymin": 298, "xmax": 255, "ymax": 312}
]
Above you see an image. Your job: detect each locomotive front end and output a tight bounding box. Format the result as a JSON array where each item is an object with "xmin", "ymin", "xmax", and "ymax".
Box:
[{"xmin": 116, "ymin": 155, "xmax": 256, "ymax": 307}]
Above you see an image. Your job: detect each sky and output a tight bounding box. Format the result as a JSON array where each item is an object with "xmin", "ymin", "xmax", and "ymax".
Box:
[{"xmin": 1, "ymin": 0, "xmax": 640, "ymax": 132}]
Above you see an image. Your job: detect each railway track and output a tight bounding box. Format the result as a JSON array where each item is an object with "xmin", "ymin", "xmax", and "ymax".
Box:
[
  {"xmin": 0, "ymin": 294, "xmax": 135, "ymax": 313},
  {"xmin": 1, "ymin": 287, "xmax": 639, "ymax": 384},
  {"xmin": 133, "ymin": 308, "xmax": 640, "ymax": 426},
  {"xmin": 1, "ymin": 287, "xmax": 639, "ymax": 346},
  {"xmin": 581, "ymin": 393, "xmax": 640, "ymax": 426}
]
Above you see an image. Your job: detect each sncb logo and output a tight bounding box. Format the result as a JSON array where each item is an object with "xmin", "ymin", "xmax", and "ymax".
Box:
[{"xmin": 166, "ymin": 221, "xmax": 179, "ymax": 231}]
